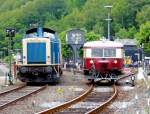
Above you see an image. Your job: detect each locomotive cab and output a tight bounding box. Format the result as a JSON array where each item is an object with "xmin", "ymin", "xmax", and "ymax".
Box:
[{"xmin": 83, "ymin": 40, "xmax": 124, "ymax": 83}]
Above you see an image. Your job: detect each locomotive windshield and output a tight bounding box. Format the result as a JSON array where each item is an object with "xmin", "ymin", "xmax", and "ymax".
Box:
[
  {"xmin": 25, "ymin": 28, "xmax": 56, "ymax": 39},
  {"xmin": 43, "ymin": 32, "xmax": 55, "ymax": 39},
  {"xmin": 26, "ymin": 32, "xmax": 37, "ymax": 38},
  {"xmin": 91, "ymin": 48, "xmax": 116, "ymax": 57}
]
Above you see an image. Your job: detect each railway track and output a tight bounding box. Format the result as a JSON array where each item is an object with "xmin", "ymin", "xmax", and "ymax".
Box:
[
  {"xmin": 37, "ymin": 85, "xmax": 116, "ymax": 114},
  {"xmin": 37, "ymin": 71, "xmax": 136, "ymax": 114},
  {"xmin": 0, "ymin": 84, "xmax": 47, "ymax": 110}
]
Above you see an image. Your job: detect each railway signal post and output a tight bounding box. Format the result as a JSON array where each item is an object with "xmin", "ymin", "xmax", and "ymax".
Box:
[
  {"xmin": 2, "ymin": 47, "xmax": 7, "ymax": 63},
  {"xmin": 6, "ymin": 28, "xmax": 15, "ymax": 85}
]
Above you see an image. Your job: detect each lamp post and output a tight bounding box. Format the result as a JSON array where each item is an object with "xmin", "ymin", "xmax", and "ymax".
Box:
[
  {"xmin": 6, "ymin": 28, "xmax": 15, "ymax": 85},
  {"xmin": 140, "ymin": 43, "xmax": 144, "ymax": 68},
  {"xmin": 104, "ymin": 5, "xmax": 112, "ymax": 40}
]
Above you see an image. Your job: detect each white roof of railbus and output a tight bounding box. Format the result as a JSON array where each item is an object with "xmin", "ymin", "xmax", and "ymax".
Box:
[{"xmin": 84, "ymin": 40, "xmax": 123, "ymax": 48}]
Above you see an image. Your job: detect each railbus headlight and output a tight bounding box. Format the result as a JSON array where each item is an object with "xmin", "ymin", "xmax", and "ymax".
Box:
[
  {"xmin": 114, "ymin": 60, "xmax": 118, "ymax": 64},
  {"xmin": 90, "ymin": 60, "xmax": 94, "ymax": 64}
]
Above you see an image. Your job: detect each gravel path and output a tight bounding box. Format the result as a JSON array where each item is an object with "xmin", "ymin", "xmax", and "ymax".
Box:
[
  {"xmin": 0, "ymin": 71, "xmax": 88, "ymax": 114},
  {"xmin": 0, "ymin": 68, "xmax": 149, "ymax": 114},
  {"xmin": 102, "ymin": 71, "xmax": 150, "ymax": 114}
]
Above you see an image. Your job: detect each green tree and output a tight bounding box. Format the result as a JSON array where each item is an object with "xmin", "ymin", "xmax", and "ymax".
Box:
[
  {"xmin": 115, "ymin": 28, "xmax": 128, "ymax": 39},
  {"xmin": 136, "ymin": 5, "xmax": 150, "ymax": 25},
  {"xmin": 0, "ymin": 0, "xmax": 149, "ymax": 56},
  {"xmin": 136, "ymin": 21, "xmax": 150, "ymax": 53},
  {"xmin": 115, "ymin": 26, "xmax": 137, "ymax": 39},
  {"xmin": 85, "ymin": 31, "xmax": 101, "ymax": 41},
  {"xmin": 128, "ymin": 26, "xmax": 137, "ymax": 38}
]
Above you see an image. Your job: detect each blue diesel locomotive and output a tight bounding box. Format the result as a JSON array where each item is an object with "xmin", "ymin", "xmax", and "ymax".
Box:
[{"xmin": 17, "ymin": 27, "xmax": 62, "ymax": 83}]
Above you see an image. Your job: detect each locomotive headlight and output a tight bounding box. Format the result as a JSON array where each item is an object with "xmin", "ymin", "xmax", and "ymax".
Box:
[
  {"xmin": 90, "ymin": 60, "xmax": 94, "ymax": 64},
  {"xmin": 20, "ymin": 67, "xmax": 27, "ymax": 73},
  {"xmin": 114, "ymin": 60, "xmax": 117, "ymax": 64},
  {"xmin": 45, "ymin": 66, "xmax": 52, "ymax": 73}
]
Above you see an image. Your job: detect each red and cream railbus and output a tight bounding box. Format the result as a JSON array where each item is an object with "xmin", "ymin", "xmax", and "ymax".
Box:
[{"xmin": 83, "ymin": 40, "xmax": 124, "ymax": 82}]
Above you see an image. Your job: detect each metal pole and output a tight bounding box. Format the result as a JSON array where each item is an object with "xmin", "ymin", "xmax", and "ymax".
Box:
[
  {"xmin": 0, "ymin": 51, "xmax": 2, "ymax": 63},
  {"xmin": 8, "ymin": 36, "xmax": 13, "ymax": 85},
  {"xmin": 108, "ymin": 12, "xmax": 110, "ymax": 40},
  {"xmin": 72, "ymin": 45, "xmax": 76, "ymax": 74},
  {"xmin": 104, "ymin": 5, "xmax": 112, "ymax": 40},
  {"xmin": 3, "ymin": 50, "xmax": 5, "ymax": 63},
  {"xmin": 6, "ymin": 28, "xmax": 15, "ymax": 85},
  {"xmin": 138, "ymin": 53, "xmax": 140, "ymax": 68},
  {"xmin": 3, "ymin": 47, "xmax": 7, "ymax": 63},
  {"xmin": 142, "ymin": 44, "xmax": 144, "ymax": 68}
]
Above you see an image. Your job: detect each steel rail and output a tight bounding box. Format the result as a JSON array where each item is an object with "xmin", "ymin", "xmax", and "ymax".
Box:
[
  {"xmin": 86, "ymin": 84, "xmax": 118, "ymax": 114},
  {"xmin": 0, "ymin": 84, "xmax": 26, "ymax": 96},
  {"xmin": 37, "ymin": 85, "xmax": 94, "ymax": 114},
  {"xmin": 86, "ymin": 71, "xmax": 137, "ymax": 114},
  {"xmin": 0, "ymin": 85, "xmax": 47, "ymax": 110},
  {"xmin": 116, "ymin": 70, "xmax": 137, "ymax": 83},
  {"xmin": 37, "ymin": 68, "xmax": 136, "ymax": 114},
  {"xmin": 62, "ymin": 68, "xmax": 83, "ymax": 74}
]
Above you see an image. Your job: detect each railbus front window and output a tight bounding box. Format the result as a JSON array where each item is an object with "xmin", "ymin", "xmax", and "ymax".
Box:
[
  {"xmin": 92, "ymin": 48, "xmax": 103, "ymax": 57},
  {"xmin": 104, "ymin": 48, "xmax": 116, "ymax": 57}
]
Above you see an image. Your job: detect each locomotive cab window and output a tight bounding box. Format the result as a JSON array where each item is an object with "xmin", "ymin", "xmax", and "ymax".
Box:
[
  {"xmin": 104, "ymin": 48, "xmax": 116, "ymax": 57},
  {"xmin": 26, "ymin": 32, "xmax": 37, "ymax": 38},
  {"xmin": 43, "ymin": 32, "xmax": 55, "ymax": 39},
  {"xmin": 92, "ymin": 48, "xmax": 103, "ymax": 57}
]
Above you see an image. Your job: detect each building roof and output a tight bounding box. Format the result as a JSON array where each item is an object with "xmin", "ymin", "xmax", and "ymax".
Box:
[{"xmin": 115, "ymin": 39, "xmax": 137, "ymax": 46}]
